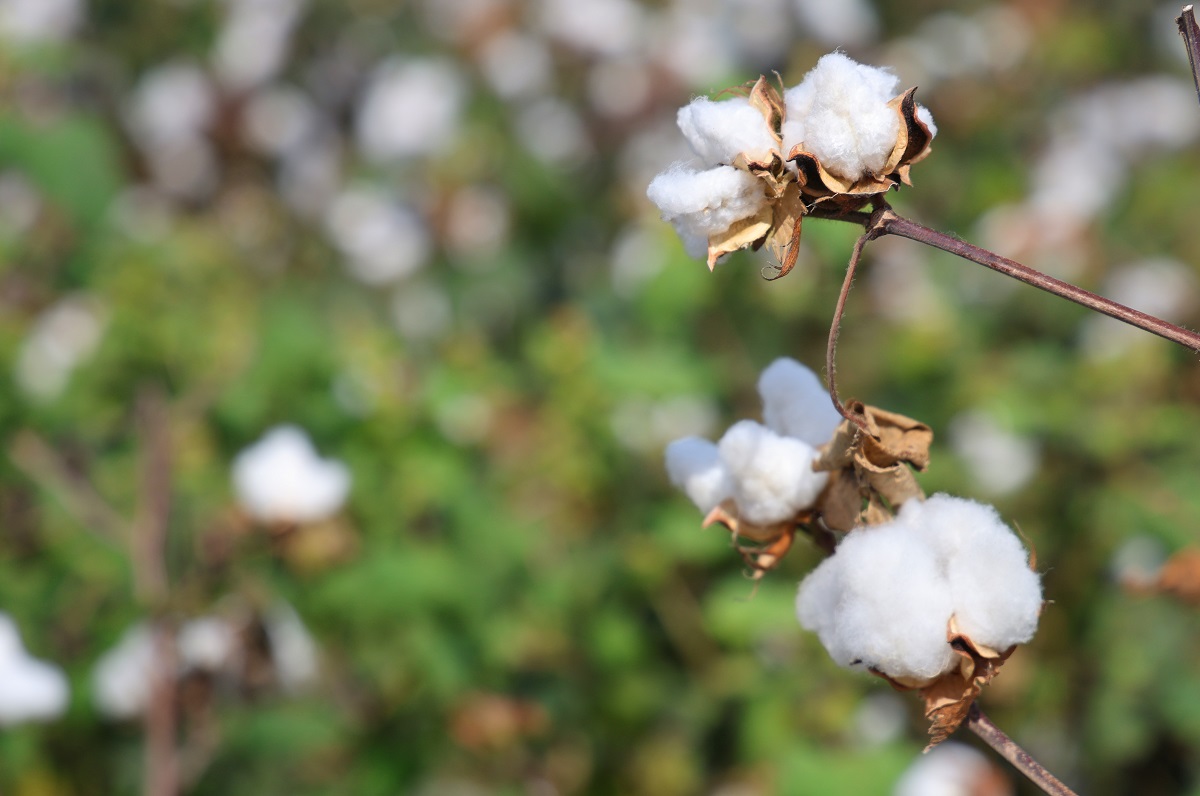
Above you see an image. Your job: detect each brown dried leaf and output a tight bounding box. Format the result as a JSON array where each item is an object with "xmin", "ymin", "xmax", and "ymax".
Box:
[
  {"xmin": 701, "ymin": 502, "xmax": 802, "ymax": 577},
  {"xmin": 706, "ymin": 206, "xmax": 773, "ymax": 270},
  {"xmin": 747, "ymin": 74, "xmax": 785, "ymax": 143},
  {"xmin": 1152, "ymin": 548, "xmax": 1200, "ymax": 605},
  {"xmin": 919, "ymin": 617, "xmax": 1016, "ymax": 751}
]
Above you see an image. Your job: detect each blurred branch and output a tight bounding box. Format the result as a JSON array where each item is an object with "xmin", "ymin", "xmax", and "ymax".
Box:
[
  {"xmin": 8, "ymin": 430, "xmax": 126, "ymax": 542},
  {"xmin": 145, "ymin": 621, "xmax": 180, "ymax": 796},
  {"xmin": 967, "ymin": 703, "xmax": 1078, "ymax": 796},
  {"xmin": 1177, "ymin": 6, "xmax": 1200, "ymax": 105}
]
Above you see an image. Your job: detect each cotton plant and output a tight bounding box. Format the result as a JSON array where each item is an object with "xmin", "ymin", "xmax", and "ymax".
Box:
[
  {"xmin": 647, "ymin": 52, "xmax": 935, "ymax": 271},
  {"xmin": 646, "ymin": 39, "xmax": 1200, "ymax": 793},
  {"xmin": 0, "ymin": 613, "xmax": 69, "ymax": 726},
  {"xmin": 232, "ymin": 425, "xmax": 351, "ymax": 526}
]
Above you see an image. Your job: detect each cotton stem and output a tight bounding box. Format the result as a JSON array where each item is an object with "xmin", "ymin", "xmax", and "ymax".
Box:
[
  {"xmin": 967, "ymin": 703, "xmax": 1079, "ymax": 796},
  {"xmin": 1177, "ymin": 6, "xmax": 1200, "ymax": 106}
]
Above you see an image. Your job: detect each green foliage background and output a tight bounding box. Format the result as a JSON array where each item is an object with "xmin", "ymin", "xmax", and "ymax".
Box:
[{"xmin": 2, "ymin": 0, "xmax": 1200, "ymax": 794}]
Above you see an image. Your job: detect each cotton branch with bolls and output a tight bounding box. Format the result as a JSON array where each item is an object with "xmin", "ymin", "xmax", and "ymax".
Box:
[{"xmin": 648, "ymin": 30, "xmax": 1200, "ymax": 793}]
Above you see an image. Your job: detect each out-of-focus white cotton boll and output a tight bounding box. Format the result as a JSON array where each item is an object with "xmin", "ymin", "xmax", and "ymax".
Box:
[
  {"xmin": 650, "ymin": 7, "xmax": 736, "ymax": 89},
  {"xmin": 785, "ymin": 53, "xmax": 902, "ymax": 181},
  {"xmin": 178, "ymin": 617, "xmax": 237, "ymax": 672},
  {"xmin": 536, "ymin": 0, "xmax": 644, "ymax": 57},
  {"xmin": 514, "ymin": 97, "xmax": 592, "ymax": 166},
  {"xmin": 0, "ymin": 614, "xmax": 68, "ymax": 725},
  {"xmin": 899, "ymin": 495, "xmax": 1042, "ymax": 651},
  {"xmin": 646, "ymin": 163, "xmax": 766, "ymax": 241},
  {"xmin": 614, "ymin": 396, "xmax": 719, "ymax": 455},
  {"xmin": 948, "ymin": 411, "xmax": 1039, "ymax": 497},
  {"xmin": 242, "ymin": 85, "xmax": 318, "ymax": 157},
  {"xmin": 665, "ymin": 436, "xmax": 731, "ymax": 513},
  {"xmin": 126, "ymin": 62, "xmax": 215, "ymax": 148},
  {"xmin": 851, "ymin": 690, "xmax": 908, "ymax": 748},
  {"xmin": 477, "ymin": 31, "xmax": 553, "ymax": 100},
  {"xmin": 587, "ymin": 56, "xmax": 653, "ymax": 119},
  {"xmin": 1111, "ymin": 534, "xmax": 1166, "ymax": 587},
  {"xmin": 355, "ymin": 58, "xmax": 464, "ymax": 162},
  {"xmin": 93, "ymin": 624, "xmax": 154, "ymax": 719},
  {"xmin": 444, "ymin": 185, "xmax": 511, "ymax": 260},
  {"xmin": 278, "ymin": 135, "xmax": 342, "ymax": 219},
  {"xmin": 15, "ymin": 295, "xmax": 107, "ymax": 400},
  {"xmin": 392, "ymin": 281, "xmax": 454, "ymax": 343},
  {"xmin": 792, "ymin": 0, "xmax": 878, "ymax": 46},
  {"xmin": 0, "ymin": 172, "xmax": 41, "ymax": 236},
  {"xmin": 916, "ymin": 104, "xmax": 937, "ymax": 137},
  {"xmin": 0, "ymin": 0, "xmax": 81, "ymax": 44},
  {"xmin": 756, "ymin": 357, "xmax": 841, "ymax": 446},
  {"xmin": 232, "ymin": 426, "xmax": 351, "ymax": 524},
  {"xmin": 676, "ymin": 96, "xmax": 778, "ymax": 166},
  {"xmin": 325, "ymin": 187, "xmax": 431, "ymax": 285},
  {"xmin": 212, "ymin": 0, "xmax": 304, "ymax": 91},
  {"xmin": 717, "ymin": 420, "xmax": 826, "ymax": 525},
  {"xmin": 265, "ymin": 603, "xmax": 318, "ymax": 691},
  {"xmin": 798, "ymin": 523, "xmax": 957, "ymax": 680},
  {"xmin": 893, "ymin": 740, "xmax": 1013, "ymax": 796}
]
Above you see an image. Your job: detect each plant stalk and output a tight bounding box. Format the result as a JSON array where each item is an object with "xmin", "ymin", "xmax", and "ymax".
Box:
[{"xmin": 967, "ymin": 703, "xmax": 1078, "ymax": 796}]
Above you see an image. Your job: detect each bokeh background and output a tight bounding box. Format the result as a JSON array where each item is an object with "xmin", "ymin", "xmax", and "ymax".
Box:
[{"xmin": 4, "ymin": 0, "xmax": 1200, "ymax": 793}]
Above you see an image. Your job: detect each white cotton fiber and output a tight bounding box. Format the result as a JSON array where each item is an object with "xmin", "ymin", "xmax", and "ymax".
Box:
[
  {"xmin": 798, "ymin": 522, "xmax": 956, "ymax": 680},
  {"xmin": 664, "ymin": 436, "xmax": 732, "ymax": 513},
  {"xmin": 717, "ymin": 420, "xmax": 827, "ymax": 525},
  {"xmin": 797, "ymin": 495, "xmax": 1042, "ymax": 682},
  {"xmin": 676, "ymin": 96, "xmax": 779, "ymax": 166},
  {"xmin": 899, "ymin": 495, "xmax": 1042, "ymax": 650},
  {"xmin": 646, "ymin": 163, "xmax": 767, "ymax": 240},
  {"xmin": 757, "ymin": 357, "xmax": 843, "ymax": 446},
  {"xmin": 784, "ymin": 52, "xmax": 903, "ymax": 181}
]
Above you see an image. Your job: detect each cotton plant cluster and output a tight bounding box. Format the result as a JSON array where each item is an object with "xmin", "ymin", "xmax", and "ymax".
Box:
[
  {"xmin": 647, "ymin": 52, "xmax": 935, "ymax": 269},
  {"xmin": 796, "ymin": 494, "xmax": 1042, "ymax": 685},
  {"xmin": 665, "ymin": 358, "xmax": 842, "ymax": 529},
  {"xmin": 232, "ymin": 425, "xmax": 351, "ymax": 525}
]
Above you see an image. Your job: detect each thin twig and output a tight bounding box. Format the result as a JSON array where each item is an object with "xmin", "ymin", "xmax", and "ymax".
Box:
[
  {"xmin": 144, "ymin": 621, "xmax": 180, "ymax": 796},
  {"xmin": 8, "ymin": 431, "xmax": 126, "ymax": 542},
  {"xmin": 1178, "ymin": 6, "xmax": 1200, "ymax": 105},
  {"xmin": 878, "ymin": 213, "xmax": 1200, "ymax": 352},
  {"xmin": 967, "ymin": 703, "xmax": 1078, "ymax": 796},
  {"xmin": 825, "ymin": 206, "xmax": 890, "ymax": 432}
]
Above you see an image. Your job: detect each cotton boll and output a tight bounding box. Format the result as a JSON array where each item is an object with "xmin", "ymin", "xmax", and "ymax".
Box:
[
  {"xmin": 676, "ymin": 96, "xmax": 778, "ymax": 167},
  {"xmin": 232, "ymin": 426, "xmax": 351, "ymax": 524},
  {"xmin": 93, "ymin": 624, "xmax": 155, "ymax": 719},
  {"xmin": 265, "ymin": 603, "xmax": 318, "ymax": 691},
  {"xmin": 899, "ymin": 495, "xmax": 1042, "ymax": 650},
  {"xmin": 797, "ymin": 522, "xmax": 956, "ymax": 680},
  {"xmin": 646, "ymin": 163, "xmax": 767, "ymax": 241},
  {"xmin": 0, "ymin": 615, "xmax": 68, "ymax": 725},
  {"xmin": 664, "ymin": 436, "xmax": 731, "ymax": 513},
  {"xmin": 756, "ymin": 357, "xmax": 842, "ymax": 446},
  {"xmin": 717, "ymin": 420, "xmax": 827, "ymax": 525},
  {"xmin": 786, "ymin": 53, "xmax": 901, "ymax": 181},
  {"xmin": 892, "ymin": 740, "xmax": 1013, "ymax": 796},
  {"xmin": 355, "ymin": 58, "xmax": 465, "ymax": 162},
  {"xmin": 178, "ymin": 617, "xmax": 238, "ymax": 672}
]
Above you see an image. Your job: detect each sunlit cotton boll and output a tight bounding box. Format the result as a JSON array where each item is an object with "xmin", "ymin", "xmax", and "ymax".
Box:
[
  {"xmin": 355, "ymin": 57, "xmax": 465, "ymax": 163},
  {"xmin": 126, "ymin": 62, "xmax": 215, "ymax": 148},
  {"xmin": 892, "ymin": 740, "xmax": 1013, "ymax": 796},
  {"xmin": 783, "ymin": 53, "xmax": 911, "ymax": 182},
  {"xmin": 93, "ymin": 624, "xmax": 154, "ymax": 719},
  {"xmin": 0, "ymin": 0, "xmax": 82, "ymax": 44},
  {"xmin": 15, "ymin": 295, "xmax": 107, "ymax": 400},
  {"xmin": 232, "ymin": 426, "xmax": 351, "ymax": 524},
  {"xmin": 646, "ymin": 163, "xmax": 767, "ymax": 242},
  {"xmin": 0, "ymin": 614, "xmax": 68, "ymax": 725},
  {"xmin": 717, "ymin": 420, "xmax": 827, "ymax": 525},
  {"xmin": 665, "ymin": 436, "xmax": 731, "ymax": 514},
  {"xmin": 265, "ymin": 603, "xmax": 318, "ymax": 691},
  {"xmin": 325, "ymin": 186, "xmax": 431, "ymax": 285},
  {"xmin": 756, "ymin": 357, "xmax": 842, "ymax": 447},
  {"xmin": 677, "ymin": 96, "xmax": 779, "ymax": 167}
]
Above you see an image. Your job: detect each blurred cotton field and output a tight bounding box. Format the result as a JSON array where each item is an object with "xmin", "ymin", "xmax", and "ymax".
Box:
[{"xmin": 2, "ymin": 0, "xmax": 1200, "ymax": 794}]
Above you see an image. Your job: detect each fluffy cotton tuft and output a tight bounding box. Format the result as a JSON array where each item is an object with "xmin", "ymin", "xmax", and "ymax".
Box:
[
  {"xmin": 717, "ymin": 420, "xmax": 827, "ymax": 525},
  {"xmin": 665, "ymin": 436, "xmax": 731, "ymax": 513},
  {"xmin": 646, "ymin": 163, "xmax": 767, "ymax": 240},
  {"xmin": 784, "ymin": 53, "xmax": 902, "ymax": 181},
  {"xmin": 232, "ymin": 425, "xmax": 351, "ymax": 524},
  {"xmin": 677, "ymin": 96, "xmax": 779, "ymax": 166},
  {"xmin": 898, "ymin": 495, "xmax": 1042, "ymax": 650},
  {"xmin": 0, "ymin": 614, "xmax": 68, "ymax": 725},
  {"xmin": 797, "ymin": 494, "xmax": 1041, "ymax": 681},
  {"xmin": 757, "ymin": 357, "xmax": 842, "ymax": 446}
]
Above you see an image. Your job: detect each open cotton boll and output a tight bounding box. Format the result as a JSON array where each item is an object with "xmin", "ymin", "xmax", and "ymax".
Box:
[
  {"xmin": 797, "ymin": 523, "xmax": 957, "ymax": 680},
  {"xmin": 899, "ymin": 495, "xmax": 1042, "ymax": 650},
  {"xmin": 717, "ymin": 420, "xmax": 826, "ymax": 525},
  {"xmin": 0, "ymin": 614, "xmax": 68, "ymax": 725},
  {"xmin": 757, "ymin": 357, "xmax": 842, "ymax": 447},
  {"xmin": 676, "ymin": 96, "xmax": 779, "ymax": 166},
  {"xmin": 646, "ymin": 163, "xmax": 767, "ymax": 241},
  {"xmin": 93, "ymin": 623, "xmax": 154, "ymax": 719},
  {"xmin": 664, "ymin": 436, "xmax": 732, "ymax": 513},
  {"xmin": 785, "ymin": 52, "xmax": 903, "ymax": 181},
  {"xmin": 232, "ymin": 425, "xmax": 351, "ymax": 524}
]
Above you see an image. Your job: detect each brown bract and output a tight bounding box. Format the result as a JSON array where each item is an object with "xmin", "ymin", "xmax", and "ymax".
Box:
[
  {"xmin": 703, "ymin": 78, "xmax": 934, "ymax": 277},
  {"xmin": 1126, "ymin": 547, "xmax": 1200, "ymax": 605},
  {"xmin": 813, "ymin": 402, "xmax": 933, "ymax": 532},
  {"xmin": 872, "ymin": 616, "xmax": 1017, "ymax": 751}
]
